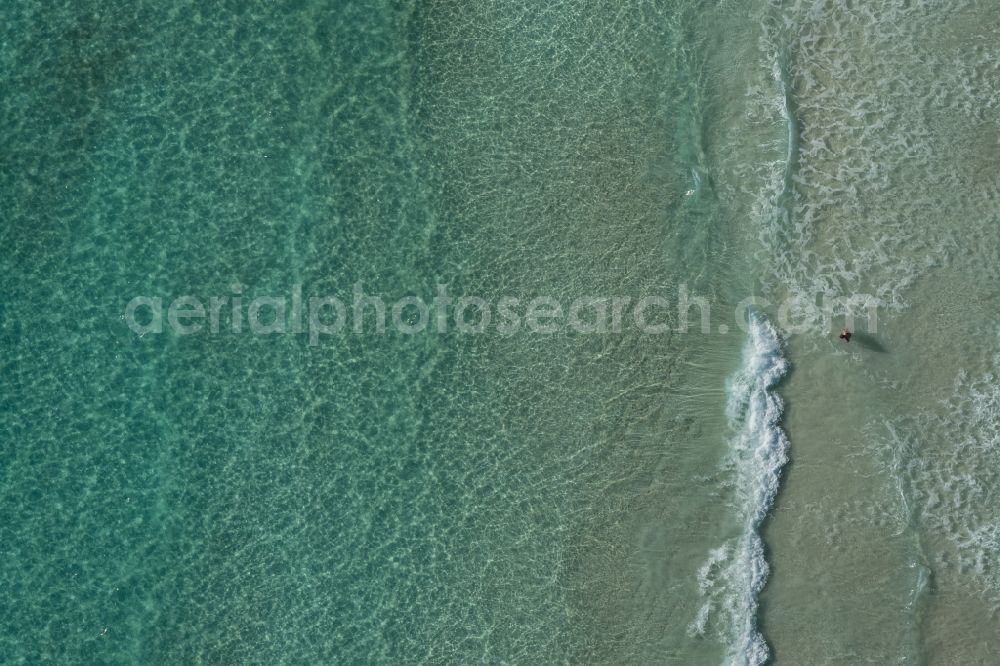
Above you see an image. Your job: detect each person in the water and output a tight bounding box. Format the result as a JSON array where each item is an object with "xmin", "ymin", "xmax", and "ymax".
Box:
[{"xmin": 839, "ymin": 328, "xmax": 852, "ymax": 342}]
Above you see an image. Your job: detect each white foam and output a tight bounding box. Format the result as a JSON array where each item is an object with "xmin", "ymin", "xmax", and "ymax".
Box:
[{"xmin": 691, "ymin": 315, "xmax": 789, "ymax": 665}]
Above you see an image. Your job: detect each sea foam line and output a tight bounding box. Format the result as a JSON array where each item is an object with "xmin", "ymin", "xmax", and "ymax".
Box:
[{"xmin": 690, "ymin": 313, "xmax": 789, "ymax": 666}]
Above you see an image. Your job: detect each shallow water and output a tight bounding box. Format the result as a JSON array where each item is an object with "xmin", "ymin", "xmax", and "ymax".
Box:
[{"xmin": 1, "ymin": 0, "xmax": 998, "ymax": 663}]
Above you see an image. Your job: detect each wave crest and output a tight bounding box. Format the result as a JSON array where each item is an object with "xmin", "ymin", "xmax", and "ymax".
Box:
[{"xmin": 690, "ymin": 314, "xmax": 789, "ymax": 666}]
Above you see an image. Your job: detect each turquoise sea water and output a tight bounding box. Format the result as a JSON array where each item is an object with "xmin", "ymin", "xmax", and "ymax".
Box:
[{"xmin": 2, "ymin": 1, "xmax": 998, "ymax": 664}]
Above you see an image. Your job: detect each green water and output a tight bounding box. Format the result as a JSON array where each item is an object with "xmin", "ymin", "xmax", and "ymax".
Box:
[{"xmin": 2, "ymin": 0, "xmax": 998, "ymax": 664}]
